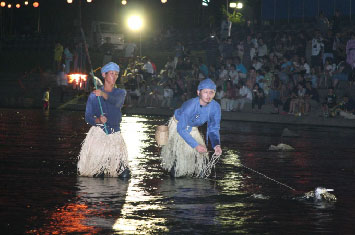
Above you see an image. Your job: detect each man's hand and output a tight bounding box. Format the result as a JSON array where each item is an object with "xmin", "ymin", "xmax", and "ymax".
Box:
[
  {"xmin": 93, "ymin": 89, "xmax": 108, "ymax": 100},
  {"xmin": 96, "ymin": 115, "xmax": 107, "ymax": 124},
  {"xmin": 214, "ymin": 145, "xmax": 222, "ymax": 156},
  {"xmin": 195, "ymin": 145, "xmax": 207, "ymax": 153}
]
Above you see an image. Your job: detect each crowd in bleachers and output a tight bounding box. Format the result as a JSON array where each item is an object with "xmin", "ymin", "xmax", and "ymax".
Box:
[{"xmin": 119, "ymin": 13, "xmax": 355, "ymax": 119}]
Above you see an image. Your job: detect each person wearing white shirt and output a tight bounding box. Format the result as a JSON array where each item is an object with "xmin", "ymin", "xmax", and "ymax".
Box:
[
  {"xmin": 234, "ymin": 83, "xmax": 252, "ymax": 111},
  {"xmin": 257, "ymin": 38, "xmax": 267, "ymax": 57},
  {"xmin": 229, "ymin": 65, "xmax": 239, "ymax": 85}
]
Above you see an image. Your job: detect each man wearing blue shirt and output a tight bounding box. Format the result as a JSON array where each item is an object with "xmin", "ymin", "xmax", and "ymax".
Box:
[
  {"xmin": 78, "ymin": 62, "xmax": 129, "ymax": 178},
  {"xmin": 161, "ymin": 78, "xmax": 222, "ymax": 178}
]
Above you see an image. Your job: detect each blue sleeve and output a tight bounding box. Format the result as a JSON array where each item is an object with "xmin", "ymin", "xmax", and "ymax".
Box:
[
  {"xmin": 176, "ymin": 102, "xmax": 199, "ymax": 148},
  {"xmin": 85, "ymin": 94, "xmax": 98, "ymax": 126},
  {"xmin": 208, "ymin": 102, "xmax": 221, "ymax": 148},
  {"xmin": 107, "ymin": 89, "xmax": 127, "ymax": 108}
]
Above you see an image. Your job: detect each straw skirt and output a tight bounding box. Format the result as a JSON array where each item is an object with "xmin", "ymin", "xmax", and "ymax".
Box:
[
  {"xmin": 161, "ymin": 117, "xmax": 209, "ymax": 178},
  {"xmin": 78, "ymin": 126, "xmax": 129, "ymax": 177}
]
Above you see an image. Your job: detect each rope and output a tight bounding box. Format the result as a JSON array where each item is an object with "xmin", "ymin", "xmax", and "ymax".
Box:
[
  {"xmin": 202, "ymin": 153, "xmax": 221, "ymax": 178},
  {"xmin": 239, "ymin": 163, "xmax": 296, "ymax": 191},
  {"xmin": 80, "ymin": 27, "xmax": 108, "ymax": 135}
]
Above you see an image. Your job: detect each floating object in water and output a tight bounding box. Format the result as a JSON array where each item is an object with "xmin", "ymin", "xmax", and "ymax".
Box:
[
  {"xmin": 281, "ymin": 128, "xmax": 299, "ymax": 137},
  {"xmin": 251, "ymin": 194, "xmax": 270, "ymax": 200},
  {"xmin": 268, "ymin": 143, "xmax": 294, "ymax": 151},
  {"xmin": 303, "ymin": 187, "xmax": 337, "ymax": 202}
]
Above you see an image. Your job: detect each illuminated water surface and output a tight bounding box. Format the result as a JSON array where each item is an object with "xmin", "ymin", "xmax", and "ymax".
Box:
[{"xmin": 0, "ymin": 109, "xmax": 355, "ymax": 234}]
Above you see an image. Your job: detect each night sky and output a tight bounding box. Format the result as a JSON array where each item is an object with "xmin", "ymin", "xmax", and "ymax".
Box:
[{"xmin": 0, "ymin": 0, "xmax": 232, "ymax": 37}]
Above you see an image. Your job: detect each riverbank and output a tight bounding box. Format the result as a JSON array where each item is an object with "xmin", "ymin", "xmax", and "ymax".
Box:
[{"xmin": 1, "ymin": 72, "xmax": 354, "ymax": 128}]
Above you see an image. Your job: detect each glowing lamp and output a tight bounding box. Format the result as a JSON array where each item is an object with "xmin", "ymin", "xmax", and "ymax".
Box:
[
  {"xmin": 122, "ymin": 0, "xmax": 127, "ymax": 5},
  {"xmin": 161, "ymin": 0, "xmax": 167, "ymax": 3},
  {"xmin": 127, "ymin": 15, "xmax": 143, "ymax": 31},
  {"xmin": 67, "ymin": 0, "xmax": 73, "ymax": 3},
  {"xmin": 24, "ymin": 1, "xmax": 29, "ymax": 5},
  {"xmin": 236, "ymin": 2, "xmax": 243, "ymax": 9},
  {"xmin": 87, "ymin": 0, "xmax": 92, "ymax": 2},
  {"xmin": 33, "ymin": 1, "xmax": 39, "ymax": 7},
  {"xmin": 16, "ymin": 3, "xmax": 20, "ymax": 8},
  {"xmin": 0, "ymin": 2, "xmax": 6, "ymax": 7},
  {"xmin": 8, "ymin": 3, "xmax": 11, "ymax": 8}
]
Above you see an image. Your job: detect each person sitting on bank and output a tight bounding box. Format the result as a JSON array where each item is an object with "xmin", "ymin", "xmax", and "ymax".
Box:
[{"xmin": 160, "ymin": 78, "xmax": 222, "ymax": 178}]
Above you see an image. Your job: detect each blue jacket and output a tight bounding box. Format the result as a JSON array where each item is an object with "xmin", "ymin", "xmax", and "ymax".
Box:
[
  {"xmin": 85, "ymin": 87, "xmax": 126, "ymax": 134},
  {"xmin": 174, "ymin": 97, "xmax": 221, "ymax": 148}
]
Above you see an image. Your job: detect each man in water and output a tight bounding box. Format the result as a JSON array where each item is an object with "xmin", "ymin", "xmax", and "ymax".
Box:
[
  {"xmin": 161, "ymin": 78, "xmax": 222, "ymax": 178},
  {"xmin": 78, "ymin": 62, "xmax": 129, "ymax": 177}
]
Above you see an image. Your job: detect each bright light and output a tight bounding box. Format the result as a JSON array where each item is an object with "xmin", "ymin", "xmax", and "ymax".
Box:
[
  {"xmin": 127, "ymin": 15, "xmax": 143, "ymax": 31},
  {"xmin": 33, "ymin": 1, "xmax": 39, "ymax": 7},
  {"xmin": 161, "ymin": 0, "xmax": 167, "ymax": 3},
  {"xmin": 87, "ymin": 0, "xmax": 92, "ymax": 2},
  {"xmin": 122, "ymin": 0, "xmax": 127, "ymax": 5},
  {"xmin": 24, "ymin": 1, "xmax": 29, "ymax": 5},
  {"xmin": 7, "ymin": 3, "xmax": 11, "ymax": 8},
  {"xmin": 0, "ymin": 2, "xmax": 5, "ymax": 7},
  {"xmin": 237, "ymin": 2, "xmax": 243, "ymax": 9},
  {"xmin": 67, "ymin": 0, "xmax": 73, "ymax": 3},
  {"xmin": 229, "ymin": 2, "xmax": 237, "ymax": 8},
  {"xmin": 16, "ymin": 3, "xmax": 20, "ymax": 8}
]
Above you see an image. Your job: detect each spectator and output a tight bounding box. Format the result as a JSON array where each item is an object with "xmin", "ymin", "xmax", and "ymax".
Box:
[
  {"xmin": 162, "ymin": 84, "xmax": 174, "ymax": 108},
  {"xmin": 338, "ymin": 95, "xmax": 355, "ymax": 119},
  {"xmin": 304, "ymin": 81, "xmax": 320, "ymax": 114},
  {"xmin": 63, "ymin": 45, "xmax": 73, "ymax": 74},
  {"xmin": 124, "ymin": 39, "xmax": 137, "ymax": 58},
  {"xmin": 54, "ymin": 41, "xmax": 63, "ymax": 72},
  {"xmin": 234, "ymin": 82, "xmax": 252, "ymax": 111},
  {"xmin": 251, "ymin": 83, "xmax": 265, "ymax": 111},
  {"xmin": 322, "ymin": 87, "xmax": 337, "ymax": 117}
]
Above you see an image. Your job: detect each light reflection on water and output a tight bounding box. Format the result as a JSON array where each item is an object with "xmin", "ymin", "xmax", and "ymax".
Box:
[
  {"xmin": 1, "ymin": 109, "xmax": 355, "ymax": 234},
  {"xmin": 113, "ymin": 116, "xmax": 168, "ymax": 234}
]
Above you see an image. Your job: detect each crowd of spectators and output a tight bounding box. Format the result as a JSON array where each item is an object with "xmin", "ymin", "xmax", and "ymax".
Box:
[{"xmin": 116, "ymin": 13, "xmax": 355, "ymax": 119}]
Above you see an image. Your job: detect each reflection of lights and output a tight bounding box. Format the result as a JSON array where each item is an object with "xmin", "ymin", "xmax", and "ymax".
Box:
[
  {"xmin": 113, "ymin": 117, "xmax": 168, "ymax": 233},
  {"xmin": 122, "ymin": 0, "xmax": 127, "ymax": 5},
  {"xmin": 31, "ymin": 203, "xmax": 100, "ymax": 234},
  {"xmin": 127, "ymin": 15, "xmax": 143, "ymax": 31}
]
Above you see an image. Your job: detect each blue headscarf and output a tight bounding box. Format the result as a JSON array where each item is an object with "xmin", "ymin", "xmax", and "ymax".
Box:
[
  {"xmin": 197, "ymin": 78, "xmax": 216, "ymax": 91},
  {"xmin": 101, "ymin": 62, "xmax": 120, "ymax": 74}
]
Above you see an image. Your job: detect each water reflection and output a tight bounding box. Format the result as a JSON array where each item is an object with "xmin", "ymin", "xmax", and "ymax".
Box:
[{"xmin": 113, "ymin": 116, "xmax": 168, "ymax": 234}]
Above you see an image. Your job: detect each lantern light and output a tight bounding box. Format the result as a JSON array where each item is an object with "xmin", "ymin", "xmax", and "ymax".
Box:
[
  {"xmin": 0, "ymin": 2, "xmax": 6, "ymax": 7},
  {"xmin": 33, "ymin": 1, "xmax": 39, "ymax": 7},
  {"xmin": 87, "ymin": 0, "xmax": 92, "ymax": 2},
  {"xmin": 161, "ymin": 0, "xmax": 167, "ymax": 3},
  {"xmin": 16, "ymin": 3, "xmax": 20, "ymax": 8},
  {"xmin": 8, "ymin": 3, "xmax": 11, "ymax": 8},
  {"xmin": 24, "ymin": 1, "xmax": 29, "ymax": 6},
  {"xmin": 122, "ymin": 0, "xmax": 127, "ymax": 5},
  {"xmin": 67, "ymin": 0, "xmax": 73, "ymax": 3}
]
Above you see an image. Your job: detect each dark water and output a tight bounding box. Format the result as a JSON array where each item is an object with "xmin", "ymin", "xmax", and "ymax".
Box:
[{"xmin": 1, "ymin": 108, "xmax": 355, "ymax": 234}]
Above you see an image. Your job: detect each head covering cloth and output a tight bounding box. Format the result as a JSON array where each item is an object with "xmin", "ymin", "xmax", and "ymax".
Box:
[
  {"xmin": 197, "ymin": 78, "xmax": 216, "ymax": 91},
  {"xmin": 101, "ymin": 62, "xmax": 120, "ymax": 74}
]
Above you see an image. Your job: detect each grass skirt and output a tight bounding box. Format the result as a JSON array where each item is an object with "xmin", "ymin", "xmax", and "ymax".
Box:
[
  {"xmin": 78, "ymin": 126, "xmax": 129, "ymax": 177},
  {"xmin": 161, "ymin": 117, "xmax": 209, "ymax": 178}
]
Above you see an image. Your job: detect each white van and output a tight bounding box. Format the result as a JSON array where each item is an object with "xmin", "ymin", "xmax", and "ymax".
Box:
[{"xmin": 90, "ymin": 21, "xmax": 124, "ymax": 50}]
